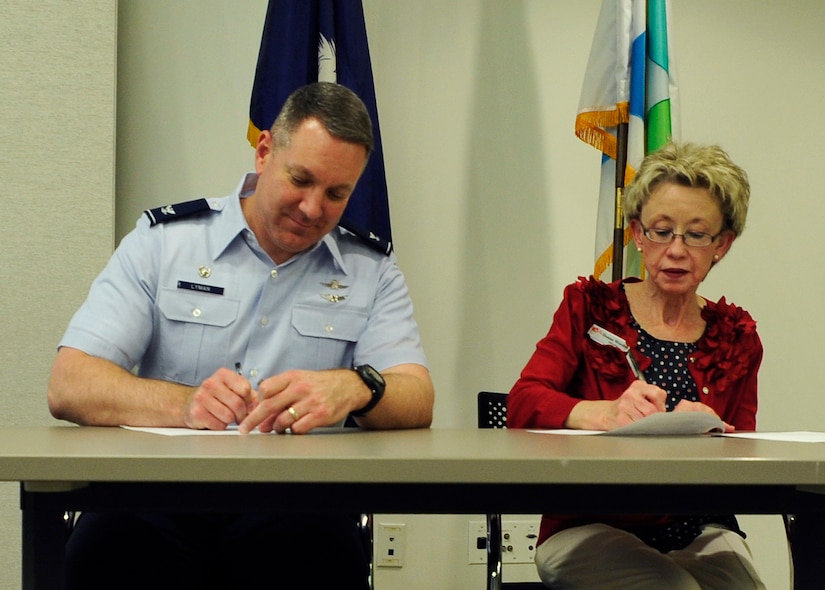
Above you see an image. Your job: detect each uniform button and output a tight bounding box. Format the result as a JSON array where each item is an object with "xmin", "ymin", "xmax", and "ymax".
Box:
[
  {"xmin": 260, "ymin": 316, "xmax": 269, "ymax": 326},
  {"xmin": 270, "ymin": 269, "xmax": 278, "ymax": 278},
  {"xmin": 702, "ymin": 386, "xmax": 709, "ymax": 395},
  {"xmin": 325, "ymin": 324, "xmax": 334, "ymax": 333},
  {"xmin": 192, "ymin": 308, "xmax": 201, "ymax": 317}
]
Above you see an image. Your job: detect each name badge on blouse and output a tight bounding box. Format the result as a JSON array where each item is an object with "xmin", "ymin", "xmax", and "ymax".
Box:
[
  {"xmin": 587, "ymin": 324, "xmax": 646, "ymax": 382},
  {"xmin": 587, "ymin": 324, "xmax": 628, "ymax": 351}
]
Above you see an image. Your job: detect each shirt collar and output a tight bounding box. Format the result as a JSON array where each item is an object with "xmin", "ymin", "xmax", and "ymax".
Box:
[
  {"xmin": 209, "ymin": 173, "xmax": 257, "ymax": 260},
  {"xmin": 320, "ymin": 229, "xmax": 348, "ymax": 274}
]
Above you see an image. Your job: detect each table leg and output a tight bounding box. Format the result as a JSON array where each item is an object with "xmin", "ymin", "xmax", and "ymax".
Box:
[{"xmin": 21, "ymin": 492, "xmax": 67, "ymax": 590}]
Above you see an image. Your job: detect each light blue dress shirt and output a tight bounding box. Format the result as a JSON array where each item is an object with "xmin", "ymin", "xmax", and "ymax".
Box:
[{"xmin": 60, "ymin": 174, "xmax": 428, "ymax": 386}]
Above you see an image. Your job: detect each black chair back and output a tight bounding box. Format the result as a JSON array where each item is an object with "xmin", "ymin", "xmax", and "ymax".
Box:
[{"xmin": 477, "ymin": 391, "xmax": 508, "ymax": 429}]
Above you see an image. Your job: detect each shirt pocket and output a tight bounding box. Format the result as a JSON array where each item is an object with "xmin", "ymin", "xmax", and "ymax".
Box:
[
  {"xmin": 290, "ymin": 303, "xmax": 368, "ymax": 369},
  {"xmin": 156, "ymin": 288, "xmax": 240, "ymax": 385}
]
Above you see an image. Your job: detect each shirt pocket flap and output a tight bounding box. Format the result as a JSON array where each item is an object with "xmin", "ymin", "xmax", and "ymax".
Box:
[
  {"xmin": 291, "ymin": 303, "xmax": 367, "ymax": 342},
  {"xmin": 158, "ymin": 288, "xmax": 239, "ymax": 327}
]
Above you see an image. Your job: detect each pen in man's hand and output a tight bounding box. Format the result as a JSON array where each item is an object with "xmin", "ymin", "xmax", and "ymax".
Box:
[{"xmin": 235, "ymin": 362, "xmax": 263, "ymax": 398}]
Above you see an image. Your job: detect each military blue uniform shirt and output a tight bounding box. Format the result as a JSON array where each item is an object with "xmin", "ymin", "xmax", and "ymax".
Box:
[{"xmin": 59, "ymin": 173, "xmax": 428, "ymax": 387}]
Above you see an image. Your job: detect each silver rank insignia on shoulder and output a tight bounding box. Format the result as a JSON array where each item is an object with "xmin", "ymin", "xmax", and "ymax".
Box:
[
  {"xmin": 321, "ymin": 293, "xmax": 346, "ymax": 303},
  {"xmin": 198, "ymin": 266, "xmax": 212, "ymax": 278},
  {"xmin": 321, "ymin": 279, "xmax": 348, "ymax": 290},
  {"xmin": 144, "ymin": 198, "xmax": 213, "ymax": 226}
]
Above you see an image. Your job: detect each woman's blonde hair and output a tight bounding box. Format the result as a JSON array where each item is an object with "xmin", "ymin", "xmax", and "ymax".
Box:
[{"xmin": 624, "ymin": 142, "xmax": 750, "ymax": 236}]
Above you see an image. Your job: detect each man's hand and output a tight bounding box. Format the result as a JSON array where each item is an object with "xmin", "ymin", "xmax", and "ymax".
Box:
[
  {"xmin": 183, "ymin": 367, "xmax": 256, "ymax": 430},
  {"xmin": 238, "ymin": 369, "xmax": 364, "ymax": 434}
]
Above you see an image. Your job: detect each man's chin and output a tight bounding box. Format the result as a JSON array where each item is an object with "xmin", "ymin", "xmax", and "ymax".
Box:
[{"xmin": 276, "ymin": 234, "xmax": 320, "ymax": 255}]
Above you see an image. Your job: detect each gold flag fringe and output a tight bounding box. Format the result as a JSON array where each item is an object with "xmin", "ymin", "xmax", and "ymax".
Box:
[
  {"xmin": 247, "ymin": 120, "xmax": 263, "ymax": 148},
  {"xmin": 575, "ymin": 102, "xmax": 634, "ymax": 186}
]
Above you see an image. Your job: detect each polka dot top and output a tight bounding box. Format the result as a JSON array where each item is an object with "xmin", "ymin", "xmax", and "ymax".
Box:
[
  {"xmin": 632, "ymin": 319, "xmax": 700, "ymax": 411},
  {"xmin": 626, "ymin": 317, "xmax": 744, "ymax": 552}
]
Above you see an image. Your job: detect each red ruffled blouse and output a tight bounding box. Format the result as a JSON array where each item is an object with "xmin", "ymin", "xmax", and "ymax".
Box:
[{"xmin": 507, "ymin": 276, "xmax": 763, "ymax": 544}]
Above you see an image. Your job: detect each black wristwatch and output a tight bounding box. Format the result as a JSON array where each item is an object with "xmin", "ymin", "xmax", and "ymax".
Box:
[{"xmin": 350, "ymin": 364, "xmax": 386, "ymax": 416}]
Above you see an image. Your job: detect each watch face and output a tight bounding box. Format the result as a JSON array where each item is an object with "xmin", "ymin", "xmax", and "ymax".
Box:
[
  {"xmin": 363, "ymin": 365, "xmax": 384, "ymax": 385},
  {"xmin": 356, "ymin": 364, "xmax": 385, "ymax": 392}
]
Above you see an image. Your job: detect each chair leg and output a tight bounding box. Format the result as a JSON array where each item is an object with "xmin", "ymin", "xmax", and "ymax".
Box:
[
  {"xmin": 487, "ymin": 513, "xmax": 503, "ymax": 590},
  {"xmin": 359, "ymin": 513, "xmax": 374, "ymax": 590},
  {"xmin": 784, "ymin": 512, "xmax": 825, "ymax": 590},
  {"xmin": 64, "ymin": 511, "xmax": 75, "ymax": 537}
]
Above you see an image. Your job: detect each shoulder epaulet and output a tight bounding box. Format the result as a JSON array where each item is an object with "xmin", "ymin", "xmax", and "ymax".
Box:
[
  {"xmin": 144, "ymin": 198, "xmax": 213, "ymax": 226},
  {"xmin": 338, "ymin": 219, "xmax": 393, "ymax": 256}
]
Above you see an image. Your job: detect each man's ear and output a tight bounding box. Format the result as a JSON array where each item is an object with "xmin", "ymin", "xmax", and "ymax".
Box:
[{"xmin": 255, "ymin": 130, "xmax": 273, "ymax": 173}]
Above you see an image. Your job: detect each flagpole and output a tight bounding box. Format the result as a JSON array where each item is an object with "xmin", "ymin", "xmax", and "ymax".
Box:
[{"xmin": 612, "ymin": 121, "xmax": 629, "ymax": 281}]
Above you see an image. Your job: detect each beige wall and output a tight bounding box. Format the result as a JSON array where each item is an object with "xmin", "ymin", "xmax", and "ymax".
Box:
[
  {"xmin": 0, "ymin": 0, "xmax": 116, "ymax": 586},
  {"xmin": 4, "ymin": 0, "xmax": 824, "ymax": 587}
]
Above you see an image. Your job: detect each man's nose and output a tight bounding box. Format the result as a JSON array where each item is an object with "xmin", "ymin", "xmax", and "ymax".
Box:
[{"xmin": 299, "ymin": 189, "xmax": 324, "ymax": 219}]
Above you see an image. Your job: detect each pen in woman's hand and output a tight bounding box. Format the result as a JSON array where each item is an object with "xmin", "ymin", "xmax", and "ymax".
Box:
[{"xmin": 625, "ymin": 351, "xmax": 646, "ymax": 383}]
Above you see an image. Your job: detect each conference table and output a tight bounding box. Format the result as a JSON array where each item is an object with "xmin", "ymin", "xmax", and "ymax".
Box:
[{"xmin": 4, "ymin": 425, "xmax": 825, "ymax": 589}]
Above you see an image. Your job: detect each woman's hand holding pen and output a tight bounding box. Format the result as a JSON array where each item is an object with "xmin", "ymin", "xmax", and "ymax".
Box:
[
  {"xmin": 604, "ymin": 381, "xmax": 668, "ymax": 430},
  {"xmin": 565, "ymin": 380, "xmax": 667, "ymax": 431}
]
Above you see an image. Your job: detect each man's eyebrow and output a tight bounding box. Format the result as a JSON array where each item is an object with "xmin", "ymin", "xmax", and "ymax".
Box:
[
  {"xmin": 285, "ymin": 163, "xmax": 312, "ymax": 178},
  {"xmin": 286, "ymin": 164, "xmax": 355, "ymax": 193}
]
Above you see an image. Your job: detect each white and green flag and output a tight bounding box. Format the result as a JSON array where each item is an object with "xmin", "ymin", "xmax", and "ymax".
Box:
[{"xmin": 575, "ymin": 0, "xmax": 679, "ymax": 281}]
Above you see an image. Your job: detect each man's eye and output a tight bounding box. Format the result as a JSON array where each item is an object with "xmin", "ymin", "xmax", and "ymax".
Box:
[{"xmin": 291, "ymin": 176, "xmax": 310, "ymax": 186}]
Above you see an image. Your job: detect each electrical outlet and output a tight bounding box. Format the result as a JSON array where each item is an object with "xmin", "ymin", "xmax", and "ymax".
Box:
[
  {"xmin": 376, "ymin": 522, "xmax": 406, "ymax": 568},
  {"xmin": 468, "ymin": 520, "xmax": 488, "ymax": 564},
  {"xmin": 468, "ymin": 519, "xmax": 539, "ymax": 564}
]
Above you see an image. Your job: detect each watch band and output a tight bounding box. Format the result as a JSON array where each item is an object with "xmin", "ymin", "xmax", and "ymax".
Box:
[{"xmin": 350, "ymin": 364, "xmax": 386, "ymax": 417}]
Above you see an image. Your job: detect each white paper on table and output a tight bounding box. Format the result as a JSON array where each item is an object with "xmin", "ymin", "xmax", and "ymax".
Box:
[
  {"xmin": 120, "ymin": 425, "xmax": 264, "ymax": 436},
  {"xmin": 716, "ymin": 431, "xmax": 825, "ymax": 443},
  {"xmin": 529, "ymin": 411, "xmax": 726, "ymax": 436}
]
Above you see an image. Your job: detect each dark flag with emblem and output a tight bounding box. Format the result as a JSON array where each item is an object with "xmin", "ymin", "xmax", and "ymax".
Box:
[{"xmin": 247, "ymin": 0, "xmax": 391, "ymax": 252}]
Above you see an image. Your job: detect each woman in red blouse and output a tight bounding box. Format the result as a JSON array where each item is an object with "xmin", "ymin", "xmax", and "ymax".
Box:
[{"xmin": 509, "ymin": 142, "xmax": 765, "ymax": 589}]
